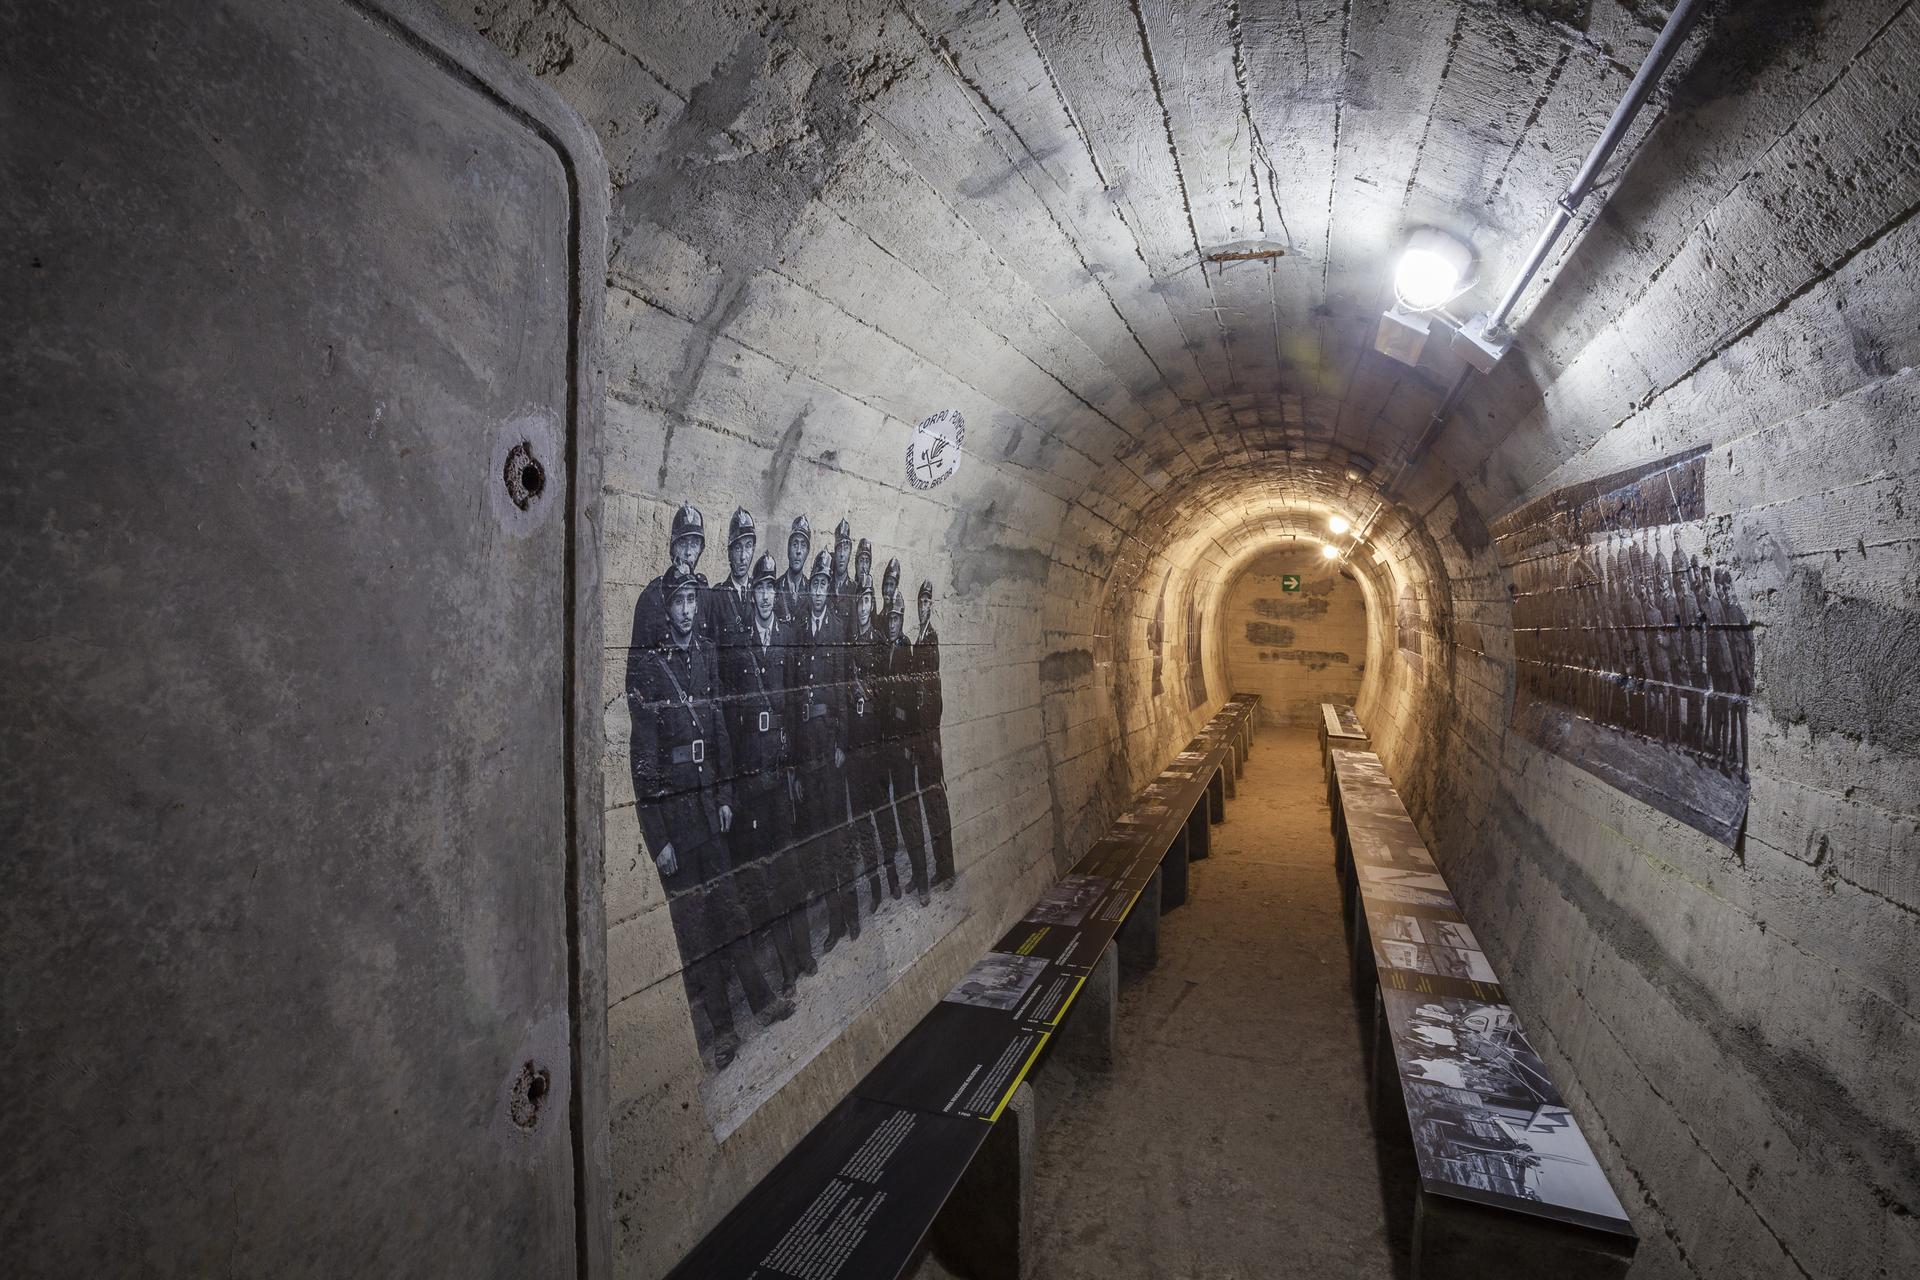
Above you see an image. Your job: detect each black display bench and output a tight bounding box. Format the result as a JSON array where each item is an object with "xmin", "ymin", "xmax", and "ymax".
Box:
[
  {"xmin": 1327, "ymin": 746, "xmax": 1639, "ymax": 1279},
  {"xmin": 664, "ymin": 696, "xmax": 1259, "ymax": 1280}
]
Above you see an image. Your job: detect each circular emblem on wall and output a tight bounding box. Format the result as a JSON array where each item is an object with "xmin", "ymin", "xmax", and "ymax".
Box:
[{"xmin": 906, "ymin": 409, "xmax": 965, "ymax": 490}]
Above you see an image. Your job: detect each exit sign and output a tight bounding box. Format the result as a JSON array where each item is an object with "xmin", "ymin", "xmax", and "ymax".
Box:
[{"xmin": 1281, "ymin": 574, "xmax": 1302, "ymax": 592}]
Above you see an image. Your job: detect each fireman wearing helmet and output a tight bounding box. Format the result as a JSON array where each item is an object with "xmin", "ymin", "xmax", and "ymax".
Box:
[
  {"xmin": 721, "ymin": 551, "xmax": 815, "ymax": 991},
  {"xmin": 631, "ymin": 501, "xmax": 713, "ymax": 648},
  {"xmin": 911, "ymin": 580, "xmax": 956, "ymax": 888},
  {"xmin": 876, "ymin": 556, "xmax": 902, "ymax": 632},
  {"xmin": 629, "ymin": 562, "xmax": 791, "ymax": 1071},
  {"xmin": 711, "ymin": 507, "xmax": 758, "ymax": 652},
  {"xmin": 842, "ymin": 576, "xmax": 896, "ymax": 909},
  {"xmin": 879, "ymin": 590, "xmax": 929, "ymax": 903},
  {"xmin": 776, "ymin": 515, "xmax": 811, "ymax": 626},
  {"xmin": 829, "ymin": 518, "xmax": 857, "ymax": 640},
  {"xmin": 791, "ymin": 550, "xmax": 860, "ymax": 948}
]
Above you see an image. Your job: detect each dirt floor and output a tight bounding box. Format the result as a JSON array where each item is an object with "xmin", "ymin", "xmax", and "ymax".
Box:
[{"xmin": 1022, "ymin": 725, "xmax": 1409, "ymax": 1279}]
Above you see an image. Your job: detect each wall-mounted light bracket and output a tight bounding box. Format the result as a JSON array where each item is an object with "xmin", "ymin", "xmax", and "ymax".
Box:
[
  {"xmin": 1451, "ymin": 312, "xmax": 1514, "ymax": 373},
  {"xmin": 1375, "ymin": 305, "xmax": 1432, "ymax": 366}
]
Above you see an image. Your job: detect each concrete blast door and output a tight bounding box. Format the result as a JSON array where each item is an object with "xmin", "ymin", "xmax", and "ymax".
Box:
[{"xmin": 2, "ymin": 2, "xmax": 607, "ymax": 1276}]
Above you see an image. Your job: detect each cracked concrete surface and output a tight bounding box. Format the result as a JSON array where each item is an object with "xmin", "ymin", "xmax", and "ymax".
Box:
[{"xmin": 440, "ymin": 2, "xmax": 1920, "ymax": 1275}]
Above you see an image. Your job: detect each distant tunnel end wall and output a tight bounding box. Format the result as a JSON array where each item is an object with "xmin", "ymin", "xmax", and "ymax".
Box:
[{"xmin": 1221, "ymin": 550, "xmax": 1370, "ymax": 727}]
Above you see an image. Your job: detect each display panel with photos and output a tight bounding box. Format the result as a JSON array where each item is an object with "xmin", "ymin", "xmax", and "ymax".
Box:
[{"xmin": 1335, "ymin": 749, "xmax": 1634, "ymax": 1237}]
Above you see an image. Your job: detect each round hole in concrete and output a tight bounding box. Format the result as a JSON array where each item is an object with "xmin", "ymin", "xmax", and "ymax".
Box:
[
  {"xmin": 508, "ymin": 1060, "xmax": 551, "ymax": 1129},
  {"xmin": 503, "ymin": 442, "xmax": 544, "ymax": 510}
]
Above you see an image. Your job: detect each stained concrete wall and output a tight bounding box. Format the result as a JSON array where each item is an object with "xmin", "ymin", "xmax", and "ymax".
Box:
[
  {"xmin": 3, "ymin": 1, "xmax": 610, "ymax": 1273},
  {"xmin": 441, "ymin": 4, "xmax": 1225, "ymax": 1274},
  {"xmin": 1222, "ymin": 552, "xmax": 1369, "ymax": 727},
  {"xmin": 1353, "ymin": 10, "xmax": 1920, "ymax": 1279},
  {"xmin": 444, "ymin": 2, "xmax": 1920, "ymax": 1277}
]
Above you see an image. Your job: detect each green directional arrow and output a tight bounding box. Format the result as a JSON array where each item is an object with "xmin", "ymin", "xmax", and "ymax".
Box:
[{"xmin": 1281, "ymin": 574, "xmax": 1301, "ymax": 592}]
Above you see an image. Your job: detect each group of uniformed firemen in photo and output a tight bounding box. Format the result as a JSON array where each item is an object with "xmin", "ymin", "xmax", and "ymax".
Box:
[
  {"xmin": 1511, "ymin": 533, "xmax": 1753, "ymax": 775},
  {"xmin": 626, "ymin": 504, "xmax": 957, "ymax": 1070}
]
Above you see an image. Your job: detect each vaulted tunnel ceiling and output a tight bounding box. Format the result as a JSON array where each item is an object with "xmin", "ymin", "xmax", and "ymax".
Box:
[{"xmin": 466, "ymin": 0, "xmax": 1805, "ymax": 597}]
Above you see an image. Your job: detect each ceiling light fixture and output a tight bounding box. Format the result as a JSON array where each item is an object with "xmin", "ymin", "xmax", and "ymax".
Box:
[
  {"xmin": 1321, "ymin": 543, "xmax": 1341, "ymax": 561},
  {"xmin": 1376, "ymin": 230, "xmax": 1475, "ymax": 367},
  {"xmin": 1328, "ymin": 515, "xmax": 1350, "ymax": 535},
  {"xmin": 1394, "ymin": 229, "xmax": 1474, "ymax": 313}
]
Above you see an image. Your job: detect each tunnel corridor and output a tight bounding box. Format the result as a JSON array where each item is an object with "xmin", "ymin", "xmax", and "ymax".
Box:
[
  {"xmin": 1015, "ymin": 727, "xmax": 1404, "ymax": 1280},
  {"xmin": 5, "ymin": 1, "xmax": 1918, "ymax": 1278}
]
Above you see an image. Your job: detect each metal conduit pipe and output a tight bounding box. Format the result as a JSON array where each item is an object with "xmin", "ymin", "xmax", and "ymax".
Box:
[
  {"xmin": 1348, "ymin": 0, "xmax": 1706, "ymax": 551},
  {"xmin": 1486, "ymin": 0, "xmax": 1706, "ymax": 331}
]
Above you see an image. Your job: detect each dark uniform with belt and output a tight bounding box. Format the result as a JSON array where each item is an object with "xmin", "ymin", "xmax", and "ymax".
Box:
[
  {"xmin": 720, "ymin": 551, "xmax": 815, "ymax": 991},
  {"xmin": 843, "ymin": 581, "xmax": 895, "ymax": 908},
  {"xmin": 790, "ymin": 551, "xmax": 860, "ymax": 947},
  {"xmin": 879, "ymin": 593, "xmax": 930, "ymax": 902},
  {"xmin": 776, "ymin": 515, "xmax": 811, "ymax": 626},
  {"xmin": 912, "ymin": 579, "xmax": 957, "ymax": 888},
  {"xmin": 629, "ymin": 563, "xmax": 789, "ymax": 1070}
]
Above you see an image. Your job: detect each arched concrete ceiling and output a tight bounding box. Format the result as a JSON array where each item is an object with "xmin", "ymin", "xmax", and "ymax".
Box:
[
  {"xmin": 723, "ymin": 0, "xmax": 1686, "ymax": 578},
  {"xmin": 462, "ymin": 0, "xmax": 1805, "ymax": 616}
]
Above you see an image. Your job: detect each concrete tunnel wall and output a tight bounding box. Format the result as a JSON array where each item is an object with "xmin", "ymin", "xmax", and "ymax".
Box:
[
  {"xmin": 447, "ymin": 3, "xmax": 1919, "ymax": 1278},
  {"xmin": 1220, "ymin": 550, "xmax": 1372, "ymax": 727}
]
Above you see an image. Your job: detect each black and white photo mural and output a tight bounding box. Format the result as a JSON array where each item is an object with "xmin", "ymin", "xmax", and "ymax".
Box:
[
  {"xmin": 625, "ymin": 501, "xmax": 957, "ymax": 1135},
  {"xmin": 1148, "ymin": 572, "xmax": 1168, "ymax": 699},
  {"xmin": 1180, "ymin": 578, "xmax": 1208, "ymax": 710},
  {"xmin": 1493, "ymin": 446, "xmax": 1755, "ymax": 846},
  {"xmin": 1397, "ymin": 581, "xmax": 1425, "ymax": 673}
]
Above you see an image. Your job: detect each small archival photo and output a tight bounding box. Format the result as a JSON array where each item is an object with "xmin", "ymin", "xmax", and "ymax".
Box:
[
  {"xmin": 1372, "ymin": 912, "xmax": 1427, "ymax": 944},
  {"xmin": 1374, "ymin": 832, "xmax": 1438, "ymax": 869},
  {"xmin": 1360, "ymin": 865, "xmax": 1451, "ymax": 892},
  {"xmin": 1361, "ymin": 881, "xmax": 1457, "ymax": 909},
  {"xmin": 1382, "ymin": 989, "xmax": 1628, "ymax": 1227},
  {"xmin": 943, "ymin": 950, "xmax": 1051, "ymax": 1012},
  {"xmin": 1025, "ymin": 874, "xmax": 1113, "ymax": 927},
  {"xmin": 1371, "ymin": 912, "xmax": 1502, "ymax": 984}
]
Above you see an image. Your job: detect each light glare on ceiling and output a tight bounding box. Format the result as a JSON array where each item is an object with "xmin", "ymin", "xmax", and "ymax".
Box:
[
  {"xmin": 1393, "ymin": 228, "xmax": 1474, "ymax": 312},
  {"xmin": 1395, "ymin": 250, "xmax": 1460, "ymax": 310},
  {"xmin": 1320, "ymin": 543, "xmax": 1341, "ymax": 560},
  {"xmin": 1328, "ymin": 515, "xmax": 1350, "ymax": 535}
]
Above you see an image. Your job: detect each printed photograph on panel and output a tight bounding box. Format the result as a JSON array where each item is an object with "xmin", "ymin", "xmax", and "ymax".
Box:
[
  {"xmin": 1115, "ymin": 802, "xmax": 1171, "ymax": 827},
  {"xmin": 1360, "ymin": 865, "xmax": 1452, "ymax": 892},
  {"xmin": 1353, "ymin": 828, "xmax": 1438, "ymax": 870},
  {"xmin": 1025, "ymin": 874, "xmax": 1113, "ymax": 927},
  {"xmin": 1380, "ymin": 989, "xmax": 1630, "ymax": 1230},
  {"xmin": 1428, "ymin": 919, "xmax": 1483, "ymax": 951},
  {"xmin": 1181, "ymin": 577, "xmax": 1209, "ymax": 710},
  {"xmin": 1381, "ymin": 939, "xmax": 1439, "ymax": 974},
  {"xmin": 943, "ymin": 951, "xmax": 1050, "ymax": 1012},
  {"xmin": 1375, "ymin": 913, "xmax": 1426, "ymax": 944},
  {"xmin": 1369, "ymin": 912, "xmax": 1501, "ymax": 984},
  {"xmin": 1492, "ymin": 445, "xmax": 1754, "ymax": 846},
  {"xmin": 1149, "ymin": 572, "xmax": 1168, "ymax": 698},
  {"xmin": 1359, "ymin": 881, "xmax": 1458, "ymax": 909},
  {"xmin": 1429, "ymin": 945, "xmax": 1498, "ymax": 982},
  {"xmin": 624, "ymin": 500, "xmax": 960, "ymax": 1137},
  {"xmin": 1397, "ymin": 582, "xmax": 1425, "ymax": 673}
]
